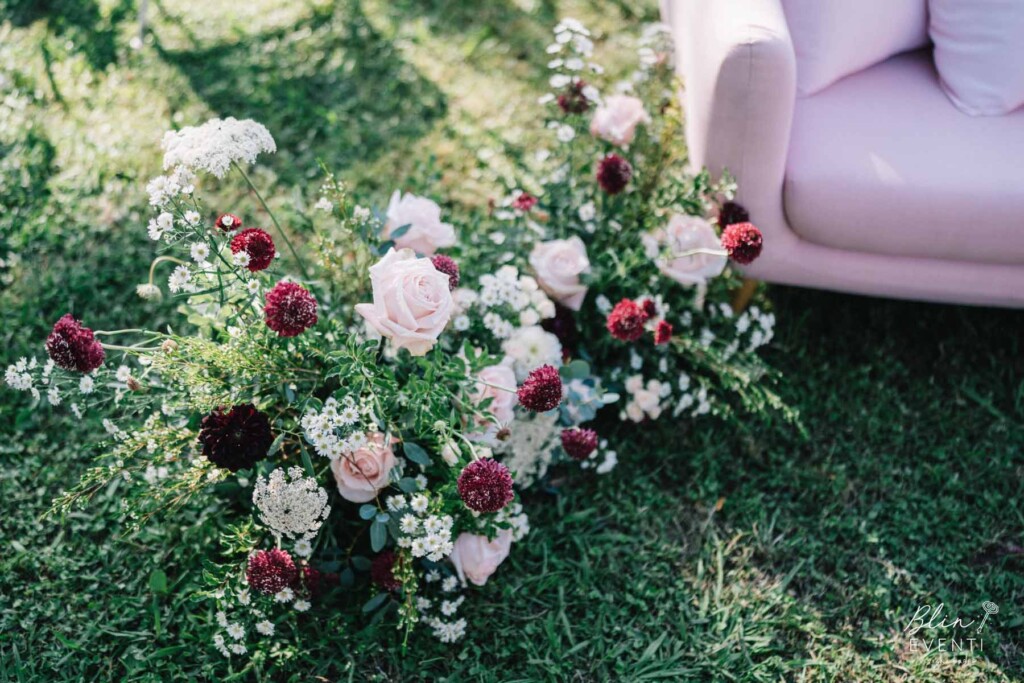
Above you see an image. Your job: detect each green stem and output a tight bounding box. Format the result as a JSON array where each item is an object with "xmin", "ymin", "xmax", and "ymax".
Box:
[
  {"xmin": 147, "ymin": 256, "xmax": 189, "ymax": 285},
  {"xmin": 93, "ymin": 329, "xmax": 148, "ymax": 336},
  {"xmin": 232, "ymin": 161, "xmax": 310, "ymax": 279}
]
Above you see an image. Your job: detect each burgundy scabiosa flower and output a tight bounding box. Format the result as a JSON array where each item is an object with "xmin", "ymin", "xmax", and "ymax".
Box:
[
  {"xmin": 557, "ymin": 80, "xmax": 590, "ymax": 114},
  {"xmin": 511, "ymin": 192, "xmax": 538, "ymax": 213},
  {"xmin": 457, "ymin": 459, "xmax": 515, "ymax": 513},
  {"xmin": 721, "ymin": 222, "xmax": 764, "ymax": 265},
  {"xmin": 230, "ymin": 228, "xmax": 276, "ymax": 272},
  {"xmin": 430, "ymin": 254, "xmax": 460, "ymax": 291},
  {"xmin": 517, "ymin": 365, "xmax": 563, "ymax": 412},
  {"xmin": 561, "ymin": 427, "xmax": 598, "ymax": 461},
  {"xmin": 264, "ymin": 281, "xmax": 318, "ymax": 337},
  {"xmin": 371, "ymin": 551, "xmax": 401, "ymax": 591},
  {"xmin": 215, "ymin": 213, "xmax": 242, "ymax": 232},
  {"xmin": 654, "ymin": 320, "xmax": 673, "ymax": 345},
  {"xmin": 606, "ymin": 299, "xmax": 648, "ymax": 342},
  {"xmin": 596, "ymin": 154, "xmax": 632, "ymax": 195},
  {"xmin": 717, "ymin": 201, "xmax": 750, "ymax": 230},
  {"xmin": 541, "ymin": 303, "xmax": 579, "ymax": 360},
  {"xmin": 198, "ymin": 403, "xmax": 273, "ymax": 472},
  {"xmin": 246, "ymin": 549, "xmax": 298, "ymax": 595},
  {"xmin": 46, "ymin": 314, "xmax": 105, "ymax": 373}
]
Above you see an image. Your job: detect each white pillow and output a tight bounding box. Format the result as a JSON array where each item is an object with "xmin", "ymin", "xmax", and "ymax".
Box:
[
  {"xmin": 930, "ymin": 0, "xmax": 1024, "ymax": 116},
  {"xmin": 782, "ymin": 0, "xmax": 929, "ymax": 96}
]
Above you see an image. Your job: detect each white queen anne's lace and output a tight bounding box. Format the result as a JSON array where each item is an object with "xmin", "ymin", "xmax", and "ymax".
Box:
[
  {"xmin": 252, "ymin": 466, "xmax": 330, "ymax": 541},
  {"xmin": 161, "ymin": 117, "xmax": 276, "ymax": 178}
]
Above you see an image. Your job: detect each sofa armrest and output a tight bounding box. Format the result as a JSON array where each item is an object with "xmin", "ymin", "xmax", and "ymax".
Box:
[{"xmin": 663, "ymin": 0, "xmax": 796, "ymax": 232}]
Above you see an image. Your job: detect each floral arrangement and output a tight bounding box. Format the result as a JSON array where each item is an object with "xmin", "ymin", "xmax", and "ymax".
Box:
[
  {"xmin": 446, "ymin": 20, "xmax": 797, "ymax": 484},
  {"xmin": 3, "ymin": 18, "xmax": 794, "ymax": 663},
  {"xmin": 4, "ymin": 114, "xmax": 568, "ymax": 656}
]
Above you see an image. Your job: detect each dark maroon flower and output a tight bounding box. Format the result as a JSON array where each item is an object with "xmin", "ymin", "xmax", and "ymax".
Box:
[
  {"xmin": 517, "ymin": 365, "xmax": 563, "ymax": 412},
  {"xmin": 511, "ymin": 193, "xmax": 538, "ymax": 213},
  {"xmin": 45, "ymin": 314, "xmax": 105, "ymax": 373},
  {"xmin": 264, "ymin": 281, "xmax": 318, "ymax": 337},
  {"xmin": 606, "ymin": 299, "xmax": 648, "ymax": 342},
  {"xmin": 457, "ymin": 459, "xmax": 515, "ymax": 513},
  {"xmin": 215, "ymin": 213, "xmax": 242, "ymax": 232},
  {"xmin": 654, "ymin": 320, "xmax": 673, "ymax": 345},
  {"xmin": 430, "ymin": 254, "xmax": 460, "ymax": 291},
  {"xmin": 561, "ymin": 427, "xmax": 598, "ymax": 461},
  {"xmin": 596, "ymin": 154, "xmax": 632, "ymax": 195},
  {"xmin": 557, "ymin": 80, "xmax": 590, "ymax": 114},
  {"xmin": 246, "ymin": 549, "xmax": 298, "ymax": 595},
  {"xmin": 198, "ymin": 403, "xmax": 273, "ymax": 472},
  {"xmin": 640, "ymin": 299, "xmax": 658, "ymax": 318},
  {"xmin": 721, "ymin": 222, "xmax": 764, "ymax": 265},
  {"xmin": 717, "ymin": 201, "xmax": 750, "ymax": 230},
  {"xmin": 541, "ymin": 303, "xmax": 579, "ymax": 360},
  {"xmin": 299, "ymin": 565, "xmax": 326, "ymax": 597},
  {"xmin": 371, "ymin": 551, "xmax": 401, "ymax": 591},
  {"xmin": 230, "ymin": 228, "xmax": 276, "ymax": 272}
]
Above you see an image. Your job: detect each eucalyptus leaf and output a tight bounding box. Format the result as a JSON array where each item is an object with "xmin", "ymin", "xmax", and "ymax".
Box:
[
  {"xmin": 402, "ymin": 441, "xmax": 431, "ymax": 466},
  {"xmin": 362, "ymin": 592, "xmax": 389, "ymax": 613},
  {"xmin": 370, "ymin": 519, "xmax": 388, "ymax": 551}
]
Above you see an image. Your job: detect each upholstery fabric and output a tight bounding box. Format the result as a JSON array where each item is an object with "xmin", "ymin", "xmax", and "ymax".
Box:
[
  {"xmin": 929, "ymin": 0, "xmax": 1024, "ymax": 116},
  {"xmin": 786, "ymin": 51, "xmax": 1024, "ymax": 264},
  {"xmin": 781, "ymin": 0, "xmax": 929, "ymax": 96}
]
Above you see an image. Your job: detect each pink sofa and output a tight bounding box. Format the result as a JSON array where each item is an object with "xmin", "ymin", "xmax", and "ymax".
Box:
[{"xmin": 661, "ymin": 0, "xmax": 1024, "ymax": 308}]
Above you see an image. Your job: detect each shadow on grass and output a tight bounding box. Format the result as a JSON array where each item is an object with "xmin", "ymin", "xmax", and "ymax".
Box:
[
  {"xmin": 150, "ymin": 1, "xmax": 446, "ymax": 183},
  {"xmin": 2, "ymin": 0, "xmax": 134, "ymax": 72}
]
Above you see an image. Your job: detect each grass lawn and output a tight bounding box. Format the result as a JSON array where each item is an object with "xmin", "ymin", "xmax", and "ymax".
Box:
[{"xmin": 1, "ymin": 1, "xmax": 1022, "ymax": 680}]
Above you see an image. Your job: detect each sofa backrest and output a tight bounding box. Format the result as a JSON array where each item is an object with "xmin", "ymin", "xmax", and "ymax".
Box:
[{"xmin": 781, "ymin": 0, "xmax": 929, "ymax": 96}]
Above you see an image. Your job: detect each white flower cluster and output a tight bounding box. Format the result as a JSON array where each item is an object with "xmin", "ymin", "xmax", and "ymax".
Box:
[
  {"xmin": 421, "ymin": 571, "xmax": 467, "ymax": 643},
  {"xmin": 622, "ymin": 374, "xmax": 670, "ymax": 422},
  {"xmin": 146, "ymin": 166, "xmax": 196, "ymax": 208},
  {"xmin": 252, "ymin": 466, "xmax": 331, "ymax": 542},
  {"xmin": 4, "ymin": 357, "xmax": 97, "ymax": 406},
  {"xmin": 210, "ymin": 583, "xmax": 301, "ymax": 659},
  {"xmin": 578, "ymin": 438, "xmax": 619, "ymax": 475},
  {"xmin": 386, "ymin": 493, "xmax": 454, "ymax": 562},
  {"xmin": 161, "ymin": 117, "xmax": 276, "ymax": 179},
  {"xmin": 502, "ymin": 326, "xmax": 562, "ymax": 382},
  {"xmin": 492, "ymin": 501, "xmax": 530, "ymax": 542},
  {"xmin": 452, "ymin": 266, "xmax": 556, "ymax": 344},
  {"xmin": 542, "ymin": 19, "xmax": 601, "ymax": 95},
  {"xmin": 300, "ymin": 396, "xmax": 370, "ymax": 460},
  {"xmin": 495, "ymin": 410, "xmax": 560, "ymax": 487},
  {"xmin": 5, "ymin": 357, "xmax": 36, "ymax": 395},
  {"xmin": 734, "ymin": 306, "xmax": 776, "ymax": 352}
]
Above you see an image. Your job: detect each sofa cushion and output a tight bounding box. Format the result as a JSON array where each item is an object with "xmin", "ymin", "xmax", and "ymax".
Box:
[
  {"xmin": 784, "ymin": 51, "xmax": 1024, "ymax": 265},
  {"xmin": 782, "ymin": 0, "xmax": 929, "ymax": 96},
  {"xmin": 929, "ymin": 0, "xmax": 1024, "ymax": 116}
]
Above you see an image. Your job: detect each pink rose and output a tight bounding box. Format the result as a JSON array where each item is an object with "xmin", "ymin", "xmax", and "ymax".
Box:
[
  {"xmin": 449, "ymin": 529, "xmax": 513, "ymax": 586},
  {"xmin": 384, "ymin": 190, "xmax": 456, "ymax": 256},
  {"xmin": 642, "ymin": 214, "xmax": 727, "ymax": 286},
  {"xmin": 471, "ymin": 364, "xmax": 518, "ymax": 427},
  {"xmin": 355, "ymin": 248, "xmax": 454, "ymax": 356},
  {"xmin": 528, "ymin": 237, "xmax": 590, "ymax": 311},
  {"xmin": 330, "ymin": 432, "xmax": 396, "ymax": 503},
  {"xmin": 589, "ymin": 95, "xmax": 650, "ymax": 147}
]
